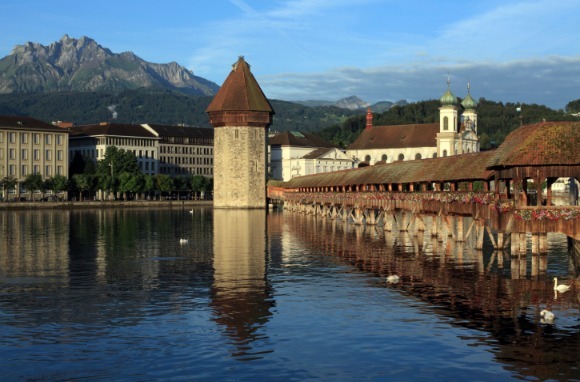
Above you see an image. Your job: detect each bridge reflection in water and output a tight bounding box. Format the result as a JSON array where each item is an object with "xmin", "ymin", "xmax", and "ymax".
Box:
[{"xmin": 272, "ymin": 211, "xmax": 579, "ymax": 381}]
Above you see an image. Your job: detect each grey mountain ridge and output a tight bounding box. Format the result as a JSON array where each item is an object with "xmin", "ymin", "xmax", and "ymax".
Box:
[{"xmin": 0, "ymin": 35, "xmax": 219, "ymax": 95}]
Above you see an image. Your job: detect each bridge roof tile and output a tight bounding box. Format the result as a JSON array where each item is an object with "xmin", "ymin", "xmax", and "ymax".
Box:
[{"xmin": 488, "ymin": 121, "xmax": 580, "ymax": 168}]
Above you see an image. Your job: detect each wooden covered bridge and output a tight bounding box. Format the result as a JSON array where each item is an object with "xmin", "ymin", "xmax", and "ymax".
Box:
[{"xmin": 267, "ymin": 121, "xmax": 580, "ymax": 253}]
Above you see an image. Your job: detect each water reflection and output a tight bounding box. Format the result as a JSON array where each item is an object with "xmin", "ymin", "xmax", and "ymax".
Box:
[
  {"xmin": 281, "ymin": 212, "xmax": 580, "ymax": 381},
  {"xmin": 211, "ymin": 209, "xmax": 274, "ymax": 360},
  {"xmin": 1, "ymin": 208, "xmax": 579, "ymax": 380}
]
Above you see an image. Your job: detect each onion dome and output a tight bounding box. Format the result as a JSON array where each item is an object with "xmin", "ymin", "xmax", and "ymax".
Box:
[
  {"xmin": 461, "ymin": 83, "xmax": 478, "ymax": 110},
  {"xmin": 439, "ymin": 78, "xmax": 457, "ymax": 106}
]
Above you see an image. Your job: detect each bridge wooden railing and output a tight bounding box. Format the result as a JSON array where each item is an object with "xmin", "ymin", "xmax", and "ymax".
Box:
[{"xmin": 268, "ymin": 188, "xmax": 580, "ymax": 240}]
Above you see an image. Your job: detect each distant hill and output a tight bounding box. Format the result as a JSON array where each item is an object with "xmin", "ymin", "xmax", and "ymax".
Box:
[
  {"xmin": 0, "ymin": 88, "xmax": 360, "ymax": 131},
  {"xmin": 295, "ymin": 96, "xmax": 408, "ymax": 112},
  {"xmin": 0, "ymin": 35, "xmax": 219, "ymax": 96}
]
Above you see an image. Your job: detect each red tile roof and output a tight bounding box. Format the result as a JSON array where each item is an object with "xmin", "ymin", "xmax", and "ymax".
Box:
[
  {"xmin": 284, "ymin": 150, "xmax": 495, "ymax": 188},
  {"xmin": 347, "ymin": 123, "xmax": 439, "ymax": 150},
  {"xmin": 488, "ymin": 121, "xmax": 580, "ymax": 168},
  {"xmin": 206, "ymin": 56, "xmax": 273, "ymax": 113}
]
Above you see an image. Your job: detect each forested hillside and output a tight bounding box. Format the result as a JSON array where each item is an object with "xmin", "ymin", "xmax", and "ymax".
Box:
[
  {"xmin": 0, "ymin": 88, "xmax": 358, "ymax": 131},
  {"xmin": 316, "ymin": 98, "xmax": 577, "ymax": 149},
  {"xmin": 0, "ymin": 88, "xmax": 577, "ymax": 148}
]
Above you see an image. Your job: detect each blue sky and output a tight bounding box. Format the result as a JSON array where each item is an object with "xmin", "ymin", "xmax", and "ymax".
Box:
[{"xmin": 1, "ymin": 0, "xmax": 579, "ymax": 109}]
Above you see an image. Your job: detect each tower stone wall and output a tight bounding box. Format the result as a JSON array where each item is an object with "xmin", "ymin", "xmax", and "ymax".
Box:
[{"xmin": 206, "ymin": 57, "xmax": 274, "ymax": 209}]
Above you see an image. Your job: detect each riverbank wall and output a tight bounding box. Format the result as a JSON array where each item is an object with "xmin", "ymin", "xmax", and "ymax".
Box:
[{"xmin": 0, "ymin": 200, "xmax": 213, "ymax": 210}]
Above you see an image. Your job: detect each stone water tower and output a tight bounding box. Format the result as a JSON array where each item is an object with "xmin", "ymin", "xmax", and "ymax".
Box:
[{"xmin": 206, "ymin": 57, "xmax": 274, "ymax": 208}]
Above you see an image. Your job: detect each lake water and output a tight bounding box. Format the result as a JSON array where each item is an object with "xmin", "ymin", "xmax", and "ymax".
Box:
[{"xmin": 0, "ymin": 207, "xmax": 579, "ymax": 381}]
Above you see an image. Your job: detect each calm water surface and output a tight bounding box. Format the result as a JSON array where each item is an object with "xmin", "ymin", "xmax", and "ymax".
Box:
[{"xmin": 0, "ymin": 207, "xmax": 579, "ymax": 381}]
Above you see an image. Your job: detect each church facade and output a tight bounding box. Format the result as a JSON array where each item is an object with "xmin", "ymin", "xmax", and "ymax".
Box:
[{"xmin": 346, "ymin": 82, "xmax": 480, "ymax": 166}]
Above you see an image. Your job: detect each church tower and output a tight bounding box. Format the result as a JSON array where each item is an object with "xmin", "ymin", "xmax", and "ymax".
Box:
[
  {"xmin": 461, "ymin": 83, "xmax": 478, "ymax": 134},
  {"xmin": 206, "ymin": 57, "xmax": 274, "ymax": 208},
  {"xmin": 437, "ymin": 78, "xmax": 458, "ymax": 157}
]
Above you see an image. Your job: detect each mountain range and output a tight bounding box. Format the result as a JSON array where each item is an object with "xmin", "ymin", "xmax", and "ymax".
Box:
[
  {"xmin": 0, "ymin": 35, "xmax": 401, "ymax": 112},
  {"xmin": 0, "ymin": 35, "xmax": 219, "ymax": 96}
]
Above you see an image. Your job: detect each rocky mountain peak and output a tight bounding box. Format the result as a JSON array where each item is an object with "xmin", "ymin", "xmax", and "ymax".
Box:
[{"xmin": 0, "ymin": 35, "xmax": 219, "ymax": 95}]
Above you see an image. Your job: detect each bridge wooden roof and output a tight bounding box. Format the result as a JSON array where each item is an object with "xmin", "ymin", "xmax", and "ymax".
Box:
[
  {"xmin": 487, "ymin": 121, "xmax": 580, "ymax": 168},
  {"xmin": 284, "ymin": 150, "xmax": 495, "ymax": 188}
]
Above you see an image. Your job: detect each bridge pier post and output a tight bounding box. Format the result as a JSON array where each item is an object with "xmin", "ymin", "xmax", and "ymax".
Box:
[
  {"xmin": 353, "ymin": 208, "xmax": 365, "ymax": 225},
  {"xmin": 384, "ymin": 213, "xmax": 395, "ymax": 232},
  {"xmin": 365, "ymin": 209, "xmax": 378, "ymax": 225},
  {"xmin": 456, "ymin": 216, "xmax": 464, "ymax": 242}
]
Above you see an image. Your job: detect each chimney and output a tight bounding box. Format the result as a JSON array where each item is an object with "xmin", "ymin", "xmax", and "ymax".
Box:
[{"xmin": 365, "ymin": 107, "xmax": 373, "ymax": 130}]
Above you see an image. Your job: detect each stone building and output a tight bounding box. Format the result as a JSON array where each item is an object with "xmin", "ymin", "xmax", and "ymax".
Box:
[
  {"xmin": 206, "ymin": 56, "xmax": 274, "ymax": 208},
  {"xmin": 0, "ymin": 115, "xmax": 69, "ymax": 199},
  {"xmin": 346, "ymin": 81, "xmax": 479, "ymax": 165},
  {"xmin": 269, "ymin": 131, "xmax": 353, "ymax": 181}
]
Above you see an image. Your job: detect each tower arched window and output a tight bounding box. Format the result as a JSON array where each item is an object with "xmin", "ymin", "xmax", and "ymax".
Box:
[
  {"xmin": 381, "ymin": 154, "xmax": 387, "ymax": 161},
  {"xmin": 443, "ymin": 150, "xmax": 448, "ymax": 157},
  {"xmin": 415, "ymin": 153, "xmax": 422, "ymax": 160},
  {"xmin": 443, "ymin": 116, "xmax": 449, "ymax": 131},
  {"xmin": 398, "ymin": 154, "xmax": 404, "ymax": 161},
  {"xmin": 364, "ymin": 155, "xmax": 371, "ymax": 163}
]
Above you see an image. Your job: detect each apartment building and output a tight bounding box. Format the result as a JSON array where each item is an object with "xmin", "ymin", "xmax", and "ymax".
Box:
[{"xmin": 0, "ymin": 115, "xmax": 69, "ymax": 196}]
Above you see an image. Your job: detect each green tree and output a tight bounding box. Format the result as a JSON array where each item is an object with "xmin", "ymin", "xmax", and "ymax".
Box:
[
  {"xmin": 190, "ymin": 175, "xmax": 207, "ymax": 199},
  {"xmin": 156, "ymin": 174, "xmax": 173, "ymax": 198},
  {"xmin": 97, "ymin": 146, "xmax": 141, "ymax": 199},
  {"xmin": 72, "ymin": 173, "xmax": 94, "ymax": 201},
  {"xmin": 23, "ymin": 173, "xmax": 44, "ymax": 201},
  {"xmin": 48, "ymin": 174, "xmax": 68, "ymax": 200},
  {"xmin": 144, "ymin": 174, "xmax": 157, "ymax": 200},
  {"xmin": 1, "ymin": 176, "xmax": 18, "ymax": 201}
]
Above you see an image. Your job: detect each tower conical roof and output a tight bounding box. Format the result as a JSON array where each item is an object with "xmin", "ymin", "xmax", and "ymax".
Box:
[{"xmin": 206, "ymin": 56, "xmax": 273, "ymax": 113}]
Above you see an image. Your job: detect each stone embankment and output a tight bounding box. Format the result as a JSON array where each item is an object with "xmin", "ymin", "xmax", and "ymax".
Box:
[{"xmin": 0, "ymin": 200, "xmax": 213, "ymax": 210}]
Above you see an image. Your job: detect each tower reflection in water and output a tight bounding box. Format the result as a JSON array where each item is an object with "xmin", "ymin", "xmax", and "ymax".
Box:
[{"xmin": 210, "ymin": 209, "xmax": 274, "ymax": 360}]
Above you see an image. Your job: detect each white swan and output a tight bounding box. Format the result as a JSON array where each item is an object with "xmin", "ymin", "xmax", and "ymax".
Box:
[
  {"xmin": 189, "ymin": 210, "xmax": 194, "ymax": 214},
  {"xmin": 553, "ymin": 277, "xmax": 570, "ymax": 293},
  {"xmin": 540, "ymin": 309, "xmax": 555, "ymax": 323},
  {"xmin": 179, "ymin": 238, "xmax": 188, "ymax": 244},
  {"xmin": 386, "ymin": 275, "xmax": 400, "ymax": 284}
]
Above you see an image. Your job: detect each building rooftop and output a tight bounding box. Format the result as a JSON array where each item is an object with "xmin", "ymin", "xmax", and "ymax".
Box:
[
  {"xmin": 347, "ymin": 123, "xmax": 439, "ymax": 150},
  {"xmin": 269, "ymin": 131, "xmax": 337, "ymax": 148},
  {"xmin": 70, "ymin": 122, "xmax": 157, "ymax": 138},
  {"xmin": 0, "ymin": 115, "xmax": 68, "ymax": 132}
]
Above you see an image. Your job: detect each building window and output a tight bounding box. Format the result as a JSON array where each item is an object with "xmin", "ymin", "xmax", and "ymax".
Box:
[
  {"xmin": 9, "ymin": 165, "xmax": 16, "ymax": 176},
  {"xmin": 33, "ymin": 134, "xmax": 40, "ymax": 144},
  {"xmin": 45, "ymin": 134, "xmax": 52, "ymax": 145},
  {"xmin": 9, "ymin": 132, "xmax": 16, "ymax": 143},
  {"xmin": 45, "ymin": 165, "xmax": 52, "ymax": 176},
  {"xmin": 22, "ymin": 149, "xmax": 28, "ymax": 160},
  {"xmin": 21, "ymin": 165, "xmax": 28, "ymax": 176},
  {"xmin": 46, "ymin": 150, "xmax": 52, "ymax": 160},
  {"xmin": 364, "ymin": 155, "xmax": 371, "ymax": 162},
  {"xmin": 443, "ymin": 116, "xmax": 449, "ymax": 131},
  {"xmin": 433, "ymin": 153, "xmax": 437, "ymax": 158},
  {"xmin": 443, "ymin": 150, "xmax": 448, "ymax": 157},
  {"xmin": 56, "ymin": 135, "xmax": 63, "ymax": 145},
  {"xmin": 398, "ymin": 154, "xmax": 405, "ymax": 161},
  {"xmin": 0, "ymin": 132, "xmax": 3, "ymax": 143},
  {"xmin": 415, "ymin": 153, "xmax": 422, "ymax": 160},
  {"xmin": 21, "ymin": 133, "xmax": 28, "ymax": 144},
  {"xmin": 57, "ymin": 166, "xmax": 63, "ymax": 175},
  {"xmin": 34, "ymin": 149, "xmax": 40, "ymax": 161},
  {"xmin": 57, "ymin": 150, "xmax": 63, "ymax": 161},
  {"xmin": 381, "ymin": 154, "xmax": 387, "ymax": 161},
  {"xmin": 34, "ymin": 165, "xmax": 40, "ymax": 174},
  {"xmin": 9, "ymin": 148, "xmax": 16, "ymax": 160}
]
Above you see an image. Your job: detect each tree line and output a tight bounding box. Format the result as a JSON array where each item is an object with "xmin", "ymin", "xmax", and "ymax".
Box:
[{"xmin": 1, "ymin": 146, "xmax": 213, "ymax": 202}]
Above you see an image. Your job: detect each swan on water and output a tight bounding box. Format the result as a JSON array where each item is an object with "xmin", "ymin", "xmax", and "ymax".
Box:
[
  {"xmin": 179, "ymin": 238, "xmax": 189, "ymax": 244},
  {"xmin": 386, "ymin": 275, "xmax": 400, "ymax": 284},
  {"xmin": 553, "ymin": 277, "xmax": 570, "ymax": 293},
  {"xmin": 189, "ymin": 210, "xmax": 194, "ymax": 214},
  {"xmin": 540, "ymin": 309, "xmax": 555, "ymax": 323}
]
